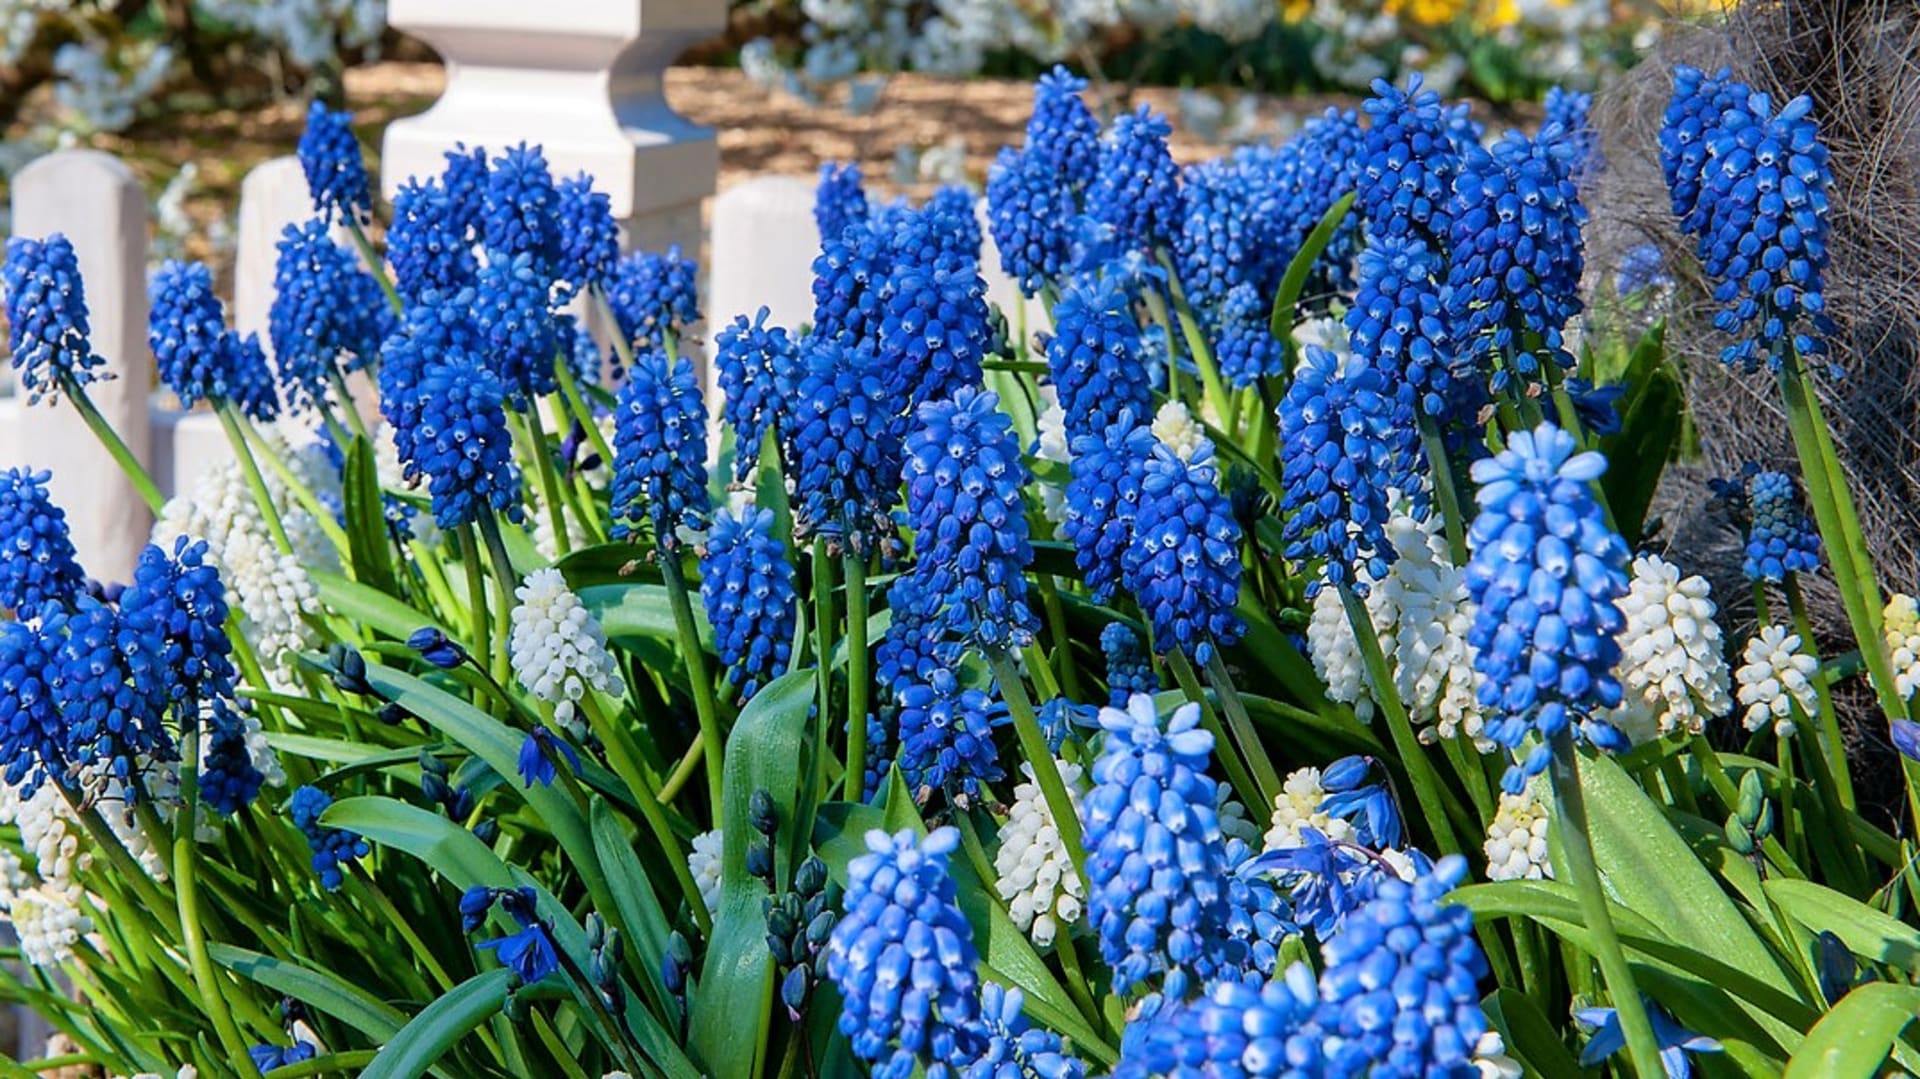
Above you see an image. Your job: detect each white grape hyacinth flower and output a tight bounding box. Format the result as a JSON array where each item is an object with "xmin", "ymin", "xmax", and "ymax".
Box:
[
  {"xmin": 1150, "ymin": 400, "xmax": 1208, "ymax": 462},
  {"xmin": 995, "ymin": 758, "xmax": 1086, "ymax": 948},
  {"xmin": 1736, "ymin": 625, "xmax": 1820, "ymax": 737},
  {"xmin": 1262, "ymin": 766, "xmax": 1355, "ymax": 851},
  {"xmin": 1610, "ymin": 554, "xmax": 1732, "ymax": 742},
  {"xmin": 1483, "ymin": 786, "xmax": 1553, "ymax": 882},
  {"xmin": 689, "ymin": 829, "xmax": 724, "ymax": 919},
  {"xmin": 1033, "ymin": 385, "xmax": 1072, "ymax": 526},
  {"xmin": 509, "ymin": 568, "xmax": 627, "ymax": 737},
  {"xmin": 1885, "ymin": 594, "xmax": 1920, "ymax": 699},
  {"xmin": 5, "ymin": 881, "xmax": 92, "ymax": 967}
]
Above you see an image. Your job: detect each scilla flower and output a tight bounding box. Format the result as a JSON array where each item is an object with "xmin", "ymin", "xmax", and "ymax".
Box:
[
  {"xmin": 1046, "ymin": 274, "xmax": 1150, "ymax": 446},
  {"xmin": 1608, "ymin": 554, "xmax": 1732, "ymax": 742},
  {"xmin": 0, "ymin": 467, "xmax": 84, "ymax": 614},
  {"xmin": 269, "ymin": 220, "xmax": 388, "ymax": 410},
  {"xmin": 2, "ymin": 234, "xmax": 105, "ymax": 402},
  {"xmin": 1125, "ymin": 440, "xmax": 1246, "ymax": 665},
  {"xmin": 1736, "ymin": 625, "xmax": 1819, "ymax": 735},
  {"xmin": 509, "ymin": 568, "xmax": 626, "ymax": 736},
  {"xmin": 1084, "ymin": 695, "xmax": 1235, "ymax": 994},
  {"xmin": 296, "ymin": 101, "xmax": 371, "ymax": 225},
  {"xmin": 897, "ymin": 667, "xmax": 1004, "ymax": 801},
  {"xmin": 786, "ymin": 336, "xmax": 905, "ymax": 552},
  {"xmin": 148, "ymin": 260, "xmax": 236, "ymax": 409},
  {"xmin": 700, "ymin": 506, "xmax": 797, "ymax": 700},
  {"xmin": 405, "ymin": 358, "xmax": 523, "ymax": 530},
  {"xmin": 517, "ymin": 724, "xmax": 582, "ymax": 787},
  {"xmin": 902, "ymin": 387, "xmax": 1036, "ymax": 650},
  {"xmin": 473, "ymin": 886, "xmax": 562, "ymax": 986},
  {"xmin": 826, "ymin": 827, "xmax": 985, "ymax": 1079},
  {"xmin": 1484, "ymin": 786, "xmax": 1553, "ymax": 882},
  {"xmin": 610, "ymin": 349, "xmax": 710, "ymax": 550},
  {"xmin": 1465, "ymin": 423, "xmax": 1631, "ymax": 791},
  {"xmin": 288, "ymin": 785, "xmax": 368, "ymax": 890},
  {"xmin": 1277, "ymin": 345, "xmax": 1417, "ymax": 594},
  {"xmin": 1319, "ymin": 854, "xmax": 1488, "ymax": 1078},
  {"xmin": 994, "ymin": 758, "xmax": 1085, "ymax": 947},
  {"xmin": 1358, "ymin": 73, "xmax": 1460, "ymax": 248}
]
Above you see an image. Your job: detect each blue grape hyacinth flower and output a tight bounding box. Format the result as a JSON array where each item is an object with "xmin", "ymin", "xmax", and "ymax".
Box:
[
  {"xmin": 987, "ymin": 146, "xmax": 1078, "ymax": 298},
  {"xmin": 249, "ymin": 1040, "xmax": 318, "ymax": 1074},
  {"xmin": 1359, "ymin": 73, "xmax": 1461, "ymax": 248},
  {"xmin": 1062, "ymin": 412, "xmax": 1154, "ymax": 606},
  {"xmin": 700, "ymin": 505, "xmax": 797, "ymax": 701},
  {"xmin": 404, "ymin": 358, "xmax": 523, "ymax": 531},
  {"xmin": 289, "ymin": 785, "xmax": 369, "ymax": 890},
  {"xmin": 1349, "ymin": 235, "xmax": 1458, "ymax": 415},
  {"xmin": 1088, "ymin": 106, "xmax": 1182, "ymax": 258},
  {"xmin": 877, "ymin": 218, "xmax": 993, "ymax": 409},
  {"xmin": 826, "ymin": 827, "xmax": 985, "ymax": 1079},
  {"xmin": 1100, "ymin": 622, "xmax": 1158, "ymax": 706},
  {"xmin": 901, "ymin": 387, "xmax": 1037, "ymax": 651},
  {"xmin": 610, "ymin": 348, "xmax": 711, "ymax": 551},
  {"xmin": 816, "ymin": 161, "xmax": 870, "ymax": 247},
  {"xmin": 227, "ymin": 332, "xmax": 281, "ymax": 423},
  {"xmin": 966, "ymin": 983, "xmax": 1087, "ymax": 1079},
  {"xmin": 1545, "ymin": 85, "xmax": 1600, "ymax": 178},
  {"xmin": 1046, "ymin": 273, "xmax": 1151, "ymax": 446},
  {"xmin": 1114, "ymin": 965, "xmax": 1327, "ymax": 1079},
  {"xmin": 715, "ymin": 307, "xmax": 799, "ymax": 482},
  {"xmin": 474, "ymin": 250, "xmax": 560, "ymax": 404},
  {"xmin": 148, "ymin": 260, "xmax": 237, "ymax": 409},
  {"xmin": 785, "ymin": 336, "xmax": 906, "ymax": 553},
  {"xmin": 1741, "ymin": 468, "xmax": 1822, "ymax": 583},
  {"xmin": 876, "ymin": 573, "xmax": 962, "ymax": 707},
  {"xmin": 555, "ymin": 172, "xmax": 621, "ymax": 298},
  {"xmin": 296, "ymin": 101, "xmax": 372, "ymax": 225},
  {"xmin": 606, "ymin": 246, "xmax": 701, "ymax": 355},
  {"xmin": 1465, "ymin": 423, "xmax": 1631, "ymax": 791},
  {"xmin": 0, "ymin": 467, "xmax": 84, "ymax": 614},
  {"xmin": 1084, "ymin": 695, "xmax": 1236, "ymax": 995},
  {"xmin": 1214, "ymin": 283, "xmax": 1286, "ymax": 388},
  {"xmin": 1027, "ymin": 66, "xmax": 1100, "ymax": 192},
  {"xmin": 2, "ymin": 234, "xmax": 106, "ymax": 403},
  {"xmin": 482, "ymin": 143, "xmax": 563, "ymax": 275},
  {"xmin": 55, "ymin": 598, "xmax": 172, "ymax": 795},
  {"xmin": 388, "ymin": 177, "xmax": 479, "ymax": 304},
  {"xmin": 0, "ymin": 609, "xmax": 66, "ymax": 794},
  {"xmin": 1658, "ymin": 66, "xmax": 1745, "ymax": 239},
  {"xmin": 1319, "ymin": 854, "xmax": 1489, "ymax": 1078},
  {"xmin": 198, "ymin": 698, "xmax": 267, "ymax": 816},
  {"xmin": 897, "ymin": 667, "xmax": 1005, "ymax": 801},
  {"xmin": 1125, "ymin": 441, "xmax": 1247, "ymax": 666},
  {"xmin": 118, "ymin": 537, "xmax": 235, "ymax": 714},
  {"xmin": 269, "ymin": 219, "xmax": 389, "ymax": 410}
]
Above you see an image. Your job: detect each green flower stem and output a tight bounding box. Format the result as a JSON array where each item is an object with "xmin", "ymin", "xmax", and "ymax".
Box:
[
  {"xmin": 1141, "ymin": 287, "xmax": 1185, "ymax": 404},
  {"xmin": 1202, "ymin": 647, "xmax": 1281, "ymax": 810},
  {"xmin": 1164, "ymin": 649, "xmax": 1262, "ymax": 814},
  {"xmin": 1037, "ymin": 577, "xmax": 1083, "ymax": 702},
  {"xmin": 1549, "ymin": 729, "xmax": 1667, "ymax": 1079},
  {"xmin": 1049, "ymin": 927, "xmax": 1109, "ymax": 1041},
  {"xmin": 593, "ymin": 287, "xmax": 639, "ymax": 373},
  {"xmin": 578, "ymin": 695, "xmax": 709, "ymax": 935},
  {"xmin": 657, "ymin": 737, "xmax": 706, "ymax": 806},
  {"xmin": 1656, "ymin": 754, "xmax": 1700, "ymax": 816},
  {"xmin": 214, "ymin": 401, "xmax": 294, "ymax": 554},
  {"xmin": 63, "ymin": 380, "xmax": 164, "ymax": 513},
  {"xmin": 843, "ymin": 550, "xmax": 871, "ymax": 797},
  {"xmin": 412, "ymin": 537, "xmax": 464, "ymax": 626},
  {"xmin": 171, "ymin": 727, "xmax": 254, "ymax": 1061},
  {"xmin": 346, "ymin": 218, "xmax": 403, "ymax": 317},
  {"xmin": 1684, "ymin": 734, "xmax": 1809, "ymax": 883},
  {"xmin": 1022, "ymin": 641, "xmax": 1064, "ymax": 702},
  {"xmin": 455, "ymin": 526, "xmax": 492, "ymax": 703},
  {"xmin": 554, "ymin": 357, "xmax": 617, "ymax": 467},
  {"xmin": 235, "ymin": 418, "xmax": 352, "ymax": 557},
  {"xmin": 523, "ymin": 405, "xmax": 573, "ymax": 558},
  {"xmin": 478, "ymin": 514, "xmax": 521, "ymax": 679},
  {"xmin": 661, "ymin": 550, "xmax": 727, "ymax": 812},
  {"xmin": 1784, "ymin": 572, "xmax": 1854, "ymax": 806},
  {"xmin": 986, "ymin": 648, "xmax": 1087, "ymax": 884},
  {"xmin": 810, "ymin": 539, "xmax": 838, "ymax": 798},
  {"xmin": 1338, "ymin": 582, "xmax": 1466, "ymax": 856},
  {"xmin": 326, "ymin": 366, "xmax": 373, "ymax": 443},
  {"xmin": 1439, "ymin": 734, "xmax": 1495, "ymax": 824},
  {"xmin": 1157, "ymin": 253, "xmax": 1235, "ymax": 434},
  {"xmin": 1417, "ymin": 412, "xmax": 1470, "ymax": 566}
]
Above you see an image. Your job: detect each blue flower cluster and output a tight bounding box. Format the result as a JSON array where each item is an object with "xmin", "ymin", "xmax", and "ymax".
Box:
[
  {"xmin": 900, "ymin": 387, "xmax": 1036, "ymax": 651},
  {"xmin": 1545, "ymin": 85, "xmax": 1599, "ymax": 178},
  {"xmin": 877, "ymin": 214, "xmax": 994, "ymax": 408},
  {"xmin": 54, "ymin": 599, "xmax": 172, "ymax": 795},
  {"xmin": 380, "ymin": 287, "xmax": 485, "ymax": 478},
  {"xmin": 1088, "ymin": 106, "xmax": 1182, "ymax": 259},
  {"xmin": 1278, "ymin": 346, "xmax": 1420, "ymax": 594},
  {"xmin": 269, "ymin": 219, "xmax": 389, "ymax": 410},
  {"xmin": 555, "ymin": 172, "xmax": 620, "ymax": 297},
  {"xmin": 1662, "ymin": 69, "xmax": 1836, "ymax": 371},
  {"xmin": 148, "ymin": 260, "xmax": 237, "ymax": 409},
  {"xmin": 716, "ymin": 308, "xmax": 799, "ymax": 482},
  {"xmin": 1736, "ymin": 467, "xmax": 1822, "ymax": 583},
  {"xmin": 784, "ymin": 337, "xmax": 904, "ymax": 552},
  {"xmin": 1319, "ymin": 855, "xmax": 1487, "ymax": 1078},
  {"xmin": 404, "ymin": 358, "xmax": 523, "ymax": 530},
  {"xmin": 0, "ymin": 467, "xmax": 84, "ymax": 614},
  {"xmin": 897, "ymin": 667, "xmax": 1004, "ymax": 800},
  {"xmin": 986, "ymin": 67, "xmax": 1099, "ymax": 296},
  {"xmin": 606, "ymin": 246, "xmax": 701, "ymax": 354},
  {"xmin": 119, "ymin": 537, "xmax": 235, "ymax": 715},
  {"xmin": 388, "ymin": 177, "xmax": 479, "ymax": 304},
  {"xmin": 474, "ymin": 250, "xmax": 560, "ymax": 403},
  {"xmin": 610, "ymin": 349, "xmax": 711, "ymax": 550},
  {"xmin": 827, "ymin": 827, "xmax": 985, "ymax": 1079},
  {"xmin": 1028, "ymin": 67, "xmax": 1100, "ymax": 190},
  {"xmin": 1659, "ymin": 66, "xmax": 1744, "ymax": 237},
  {"xmin": 1062, "ymin": 413, "xmax": 1155, "ymax": 605},
  {"xmin": 1214, "ymin": 284, "xmax": 1286, "ymax": 388},
  {"xmin": 1046, "ymin": 275, "xmax": 1151, "ymax": 446},
  {"xmin": 967, "ymin": 984, "xmax": 1086, "ymax": 1079},
  {"xmin": 816, "ymin": 161, "xmax": 870, "ymax": 247},
  {"xmin": 1084, "ymin": 695, "xmax": 1235, "ymax": 994},
  {"xmin": 2, "ymin": 233, "xmax": 105, "ymax": 403},
  {"xmin": 1175, "ymin": 157, "xmax": 1277, "ymax": 322},
  {"xmin": 482, "ymin": 144, "xmax": 564, "ymax": 275},
  {"xmin": 1126, "ymin": 443, "xmax": 1247, "ymax": 665},
  {"xmin": 1465, "ymin": 423, "xmax": 1630, "ymax": 790},
  {"xmin": 1100, "ymin": 623, "xmax": 1157, "ymax": 706},
  {"xmin": 1348, "ymin": 236, "xmax": 1456, "ymax": 415},
  {"xmin": 1115, "ymin": 966, "xmax": 1326, "ymax": 1078},
  {"xmin": 1358, "ymin": 74, "xmax": 1460, "ymax": 249},
  {"xmin": 289, "ymin": 785, "xmax": 370, "ymax": 890},
  {"xmin": 876, "ymin": 574, "xmax": 960, "ymax": 708},
  {"xmin": 0, "ymin": 612, "xmax": 65, "ymax": 793},
  {"xmin": 198, "ymin": 698, "xmax": 267, "ymax": 816},
  {"xmin": 700, "ymin": 506, "xmax": 797, "ymax": 700},
  {"xmin": 296, "ymin": 101, "xmax": 372, "ymax": 225},
  {"xmin": 1446, "ymin": 129, "xmax": 1588, "ymax": 389},
  {"xmin": 1242, "ymin": 108, "xmax": 1367, "ymax": 302}
]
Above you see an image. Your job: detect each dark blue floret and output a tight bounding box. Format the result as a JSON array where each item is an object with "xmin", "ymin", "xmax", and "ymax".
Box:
[
  {"xmin": 0, "ymin": 609, "xmax": 66, "ymax": 793},
  {"xmin": 1045, "ymin": 274, "xmax": 1150, "ymax": 446},
  {"xmin": 0, "ymin": 467, "xmax": 84, "ymax": 614},
  {"xmin": 199, "ymin": 698, "xmax": 266, "ymax": 816},
  {"xmin": 1100, "ymin": 623, "xmax": 1158, "ymax": 707},
  {"xmin": 700, "ymin": 506, "xmax": 797, "ymax": 700},
  {"xmin": 605, "ymin": 246, "xmax": 701, "ymax": 357},
  {"xmin": 1545, "ymin": 85, "xmax": 1600, "ymax": 178},
  {"xmin": 815, "ymin": 161, "xmax": 870, "ymax": 249},
  {"xmin": 555, "ymin": 172, "xmax": 621, "ymax": 298},
  {"xmin": 716, "ymin": 308, "xmax": 800, "ymax": 482},
  {"xmin": 1349, "ymin": 234, "xmax": 1460, "ymax": 415},
  {"xmin": 289, "ymin": 785, "xmax": 370, "ymax": 890},
  {"xmin": 610, "ymin": 348, "xmax": 710, "ymax": 550},
  {"xmin": 784, "ymin": 336, "xmax": 905, "ymax": 552},
  {"xmin": 1214, "ymin": 284, "xmax": 1286, "ymax": 388},
  {"xmin": 897, "ymin": 666, "xmax": 1004, "ymax": 800},
  {"xmin": 118, "ymin": 537, "xmax": 235, "ymax": 714},
  {"xmin": 1359, "ymin": 73, "xmax": 1461, "ymax": 249},
  {"xmin": 482, "ymin": 143, "xmax": 563, "ymax": 276}
]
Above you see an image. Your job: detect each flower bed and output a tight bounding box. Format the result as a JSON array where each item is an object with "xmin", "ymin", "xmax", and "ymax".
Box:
[{"xmin": 0, "ymin": 56, "xmax": 1916, "ymax": 1079}]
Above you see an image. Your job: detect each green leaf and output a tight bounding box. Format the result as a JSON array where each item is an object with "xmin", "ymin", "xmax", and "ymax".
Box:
[
  {"xmin": 208, "ymin": 944, "xmax": 406, "ymax": 1039},
  {"xmin": 1268, "ymin": 192, "xmax": 1356, "ymax": 340},
  {"xmin": 554, "ymin": 543, "xmax": 657, "ymax": 590},
  {"xmin": 322, "ymin": 796, "xmax": 515, "ymax": 888},
  {"xmin": 358, "ymin": 970, "xmax": 515, "ymax": 1079},
  {"xmin": 1483, "ymin": 987, "xmax": 1581, "ymax": 1077},
  {"xmin": 1765, "ymin": 878, "xmax": 1920, "ymax": 977},
  {"xmin": 1783, "ymin": 983, "xmax": 1920, "ymax": 1079},
  {"xmin": 344, "ymin": 435, "xmax": 400, "ymax": 594},
  {"xmin": 579, "ymin": 582, "xmax": 713, "ymax": 647},
  {"xmin": 1598, "ymin": 320, "xmax": 1680, "ymax": 545},
  {"xmin": 314, "ymin": 572, "xmax": 438, "ymax": 641},
  {"xmin": 692, "ymin": 669, "xmax": 816, "ymax": 1079},
  {"xmin": 265, "ymin": 732, "xmax": 413, "ymax": 766},
  {"xmin": 590, "ymin": 798, "xmax": 675, "ymax": 1016}
]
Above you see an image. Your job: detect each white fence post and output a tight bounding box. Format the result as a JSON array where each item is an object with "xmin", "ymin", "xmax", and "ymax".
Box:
[
  {"xmin": 379, "ymin": 0, "xmax": 723, "ymax": 261},
  {"xmin": 707, "ymin": 176, "xmax": 819, "ymax": 338},
  {"xmin": 7, "ymin": 150, "xmax": 152, "ymax": 583}
]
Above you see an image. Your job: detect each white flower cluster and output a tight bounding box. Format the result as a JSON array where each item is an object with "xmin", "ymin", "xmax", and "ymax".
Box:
[
  {"xmin": 196, "ymin": 0, "xmax": 385, "ymax": 68},
  {"xmin": 1483, "ymin": 786, "xmax": 1552, "ymax": 882},
  {"xmin": 0, "ymin": 781, "xmax": 97, "ymax": 966},
  {"xmin": 509, "ymin": 568, "xmax": 627, "ymax": 736},
  {"xmin": 1, "ymin": 0, "xmax": 70, "ymax": 66},
  {"xmin": 1262, "ymin": 765, "xmax": 1353, "ymax": 850},
  {"xmin": 995, "ymin": 759, "xmax": 1086, "ymax": 947},
  {"xmin": 1885, "ymin": 594, "xmax": 1920, "ymax": 700},
  {"xmin": 51, "ymin": 40, "xmax": 173, "ymax": 134},
  {"xmin": 1033, "ymin": 386, "xmax": 1072, "ymax": 527},
  {"xmin": 1609, "ymin": 555, "xmax": 1731, "ymax": 743},
  {"xmin": 1736, "ymin": 626, "xmax": 1819, "ymax": 737},
  {"xmin": 689, "ymin": 829, "xmax": 725, "ymax": 918},
  {"xmin": 1305, "ymin": 510, "xmax": 1487, "ymax": 745},
  {"xmin": 1150, "ymin": 400, "xmax": 1208, "ymax": 462}
]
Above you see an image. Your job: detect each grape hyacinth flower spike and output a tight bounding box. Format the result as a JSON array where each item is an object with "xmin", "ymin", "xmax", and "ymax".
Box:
[
  {"xmin": 0, "ymin": 467, "xmax": 85, "ymax": 615},
  {"xmin": 609, "ymin": 348, "xmax": 711, "ymax": 552},
  {"xmin": 296, "ymin": 101, "xmax": 372, "ymax": 226},
  {"xmin": 2, "ymin": 234, "xmax": 107, "ymax": 405}
]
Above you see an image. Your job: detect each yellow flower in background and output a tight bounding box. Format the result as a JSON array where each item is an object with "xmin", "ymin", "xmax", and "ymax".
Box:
[
  {"xmin": 1479, "ymin": 0, "xmax": 1522, "ymax": 29},
  {"xmin": 1386, "ymin": 0, "xmax": 1469, "ymax": 26}
]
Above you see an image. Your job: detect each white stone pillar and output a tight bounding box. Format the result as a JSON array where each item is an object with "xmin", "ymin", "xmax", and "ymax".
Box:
[
  {"xmin": 8, "ymin": 150, "xmax": 152, "ymax": 583},
  {"xmin": 380, "ymin": 0, "xmax": 722, "ymax": 260},
  {"xmin": 706, "ymin": 176, "xmax": 818, "ymax": 339}
]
